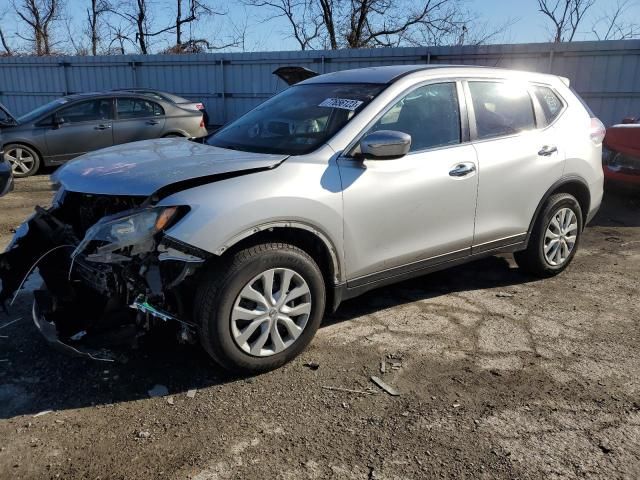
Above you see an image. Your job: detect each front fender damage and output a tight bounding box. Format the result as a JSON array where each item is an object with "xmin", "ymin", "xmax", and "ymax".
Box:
[{"xmin": 0, "ymin": 195, "xmax": 208, "ymax": 361}]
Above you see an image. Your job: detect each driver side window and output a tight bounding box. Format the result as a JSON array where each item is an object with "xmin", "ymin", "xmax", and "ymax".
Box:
[{"xmin": 368, "ymin": 82, "xmax": 461, "ymax": 152}]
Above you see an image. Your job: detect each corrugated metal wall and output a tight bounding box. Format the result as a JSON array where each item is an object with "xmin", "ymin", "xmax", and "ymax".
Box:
[{"xmin": 0, "ymin": 40, "xmax": 639, "ymax": 126}]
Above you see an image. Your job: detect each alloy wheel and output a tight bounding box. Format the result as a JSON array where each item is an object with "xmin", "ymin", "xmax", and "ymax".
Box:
[
  {"xmin": 6, "ymin": 147, "xmax": 36, "ymax": 176},
  {"xmin": 544, "ymin": 207, "xmax": 578, "ymax": 266},
  {"xmin": 231, "ymin": 268, "xmax": 312, "ymax": 357}
]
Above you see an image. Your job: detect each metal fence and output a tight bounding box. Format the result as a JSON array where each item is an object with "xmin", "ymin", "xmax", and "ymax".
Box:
[{"xmin": 0, "ymin": 40, "xmax": 639, "ymax": 126}]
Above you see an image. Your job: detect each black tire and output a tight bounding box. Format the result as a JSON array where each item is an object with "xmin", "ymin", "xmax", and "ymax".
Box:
[
  {"xmin": 195, "ymin": 242, "xmax": 326, "ymax": 373},
  {"xmin": 4, "ymin": 143, "xmax": 41, "ymax": 178},
  {"xmin": 515, "ymin": 193, "xmax": 583, "ymax": 277}
]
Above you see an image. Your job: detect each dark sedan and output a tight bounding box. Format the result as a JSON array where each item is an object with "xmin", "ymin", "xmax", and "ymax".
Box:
[{"xmin": 0, "ymin": 92, "xmax": 208, "ymax": 177}]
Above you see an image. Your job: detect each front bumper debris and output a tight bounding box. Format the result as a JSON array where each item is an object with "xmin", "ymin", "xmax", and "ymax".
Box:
[
  {"xmin": 32, "ymin": 290, "xmax": 115, "ymax": 362},
  {"xmin": 0, "ymin": 194, "xmax": 206, "ymax": 360}
]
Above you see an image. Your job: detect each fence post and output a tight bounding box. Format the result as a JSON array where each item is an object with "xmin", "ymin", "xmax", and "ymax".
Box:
[
  {"xmin": 130, "ymin": 61, "xmax": 140, "ymax": 87},
  {"xmin": 60, "ymin": 61, "xmax": 71, "ymax": 95},
  {"xmin": 548, "ymin": 48, "xmax": 554, "ymax": 73},
  {"xmin": 220, "ymin": 58, "xmax": 226, "ymax": 124}
]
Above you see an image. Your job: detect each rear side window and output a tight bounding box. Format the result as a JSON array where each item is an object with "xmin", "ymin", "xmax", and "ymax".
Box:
[
  {"xmin": 533, "ymin": 86, "xmax": 564, "ymax": 125},
  {"xmin": 117, "ymin": 98, "xmax": 164, "ymax": 119},
  {"xmin": 469, "ymin": 81, "xmax": 535, "ymax": 140},
  {"xmin": 368, "ymin": 82, "xmax": 461, "ymax": 152}
]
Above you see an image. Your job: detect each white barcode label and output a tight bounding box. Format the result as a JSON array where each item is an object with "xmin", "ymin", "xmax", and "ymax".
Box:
[{"xmin": 318, "ymin": 98, "xmax": 364, "ymax": 111}]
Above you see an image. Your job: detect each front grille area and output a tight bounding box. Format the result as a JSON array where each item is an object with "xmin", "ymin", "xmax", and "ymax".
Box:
[{"xmin": 56, "ymin": 191, "xmax": 146, "ymax": 237}]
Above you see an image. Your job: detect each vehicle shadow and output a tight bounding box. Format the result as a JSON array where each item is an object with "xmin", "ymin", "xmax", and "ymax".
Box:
[
  {"xmin": 0, "ymin": 308, "xmax": 238, "ymax": 419},
  {"xmin": 0, "ymin": 255, "xmax": 533, "ymax": 420},
  {"xmin": 324, "ymin": 255, "xmax": 533, "ymax": 326},
  {"xmin": 590, "ymin": 188, "xmax": 640, "ymax": 228}
]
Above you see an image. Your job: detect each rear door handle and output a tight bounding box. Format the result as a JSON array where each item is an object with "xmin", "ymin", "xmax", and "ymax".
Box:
[
  {"xmin": 94, "ymin": 124, "xmax": 111, "ymax": 130},
  {"xmin": 146, "ymin": 120, "xmax": 159, "ymax": 125},
  {"xmin": 538, "ymin": 145, "xmax": 558, "ymax": 156},
  {"xmin": 449, "ymin": 163, "xmax": 476, "ymax": 177}
]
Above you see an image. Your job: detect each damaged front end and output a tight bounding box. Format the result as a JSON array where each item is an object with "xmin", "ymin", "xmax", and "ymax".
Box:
[{"xmin": 0, "ymin": 189, "xmax": 207, "ymax": 361}]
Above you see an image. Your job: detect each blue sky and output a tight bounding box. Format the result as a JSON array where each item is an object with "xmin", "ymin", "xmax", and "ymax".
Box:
[{"xmin": 5, "ymin": 0, "xmax": 639, "ymax": 53}]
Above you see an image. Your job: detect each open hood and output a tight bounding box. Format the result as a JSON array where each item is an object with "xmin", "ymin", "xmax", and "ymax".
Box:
[
  {"xmin": 273, "ymin": 66, "xmax": 319, "ymax": 86},
  {"xmin": 53, "ymin": 138, "xmax": 288, "ymax": 197},
  {"xmin": 0, "ymin": 102, "xmax": 17, "ymax": 127}
]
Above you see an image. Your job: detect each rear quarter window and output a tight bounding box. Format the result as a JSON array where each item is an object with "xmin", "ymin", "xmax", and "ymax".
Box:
[{"xmin": 533, "ymin": 86, "xmax": 564, "ymax": 125}]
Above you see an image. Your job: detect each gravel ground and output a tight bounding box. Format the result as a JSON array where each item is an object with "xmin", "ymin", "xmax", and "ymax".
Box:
[{"xmin": 0, "ymin": 175, "xmax": 639, "ymax": 480}]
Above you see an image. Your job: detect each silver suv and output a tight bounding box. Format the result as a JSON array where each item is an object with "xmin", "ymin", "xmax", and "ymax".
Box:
[{"xmin": 0, "ymin": 66, "xmax": 605, "ymax": 373}]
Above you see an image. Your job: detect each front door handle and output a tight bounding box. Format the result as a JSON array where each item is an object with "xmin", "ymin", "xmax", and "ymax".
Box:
[
  {"xmin": 449, "ymin": 163, "xmax": 476, "ymax": 177},
  {"xmin": 95, "ymin": 124, "xmax": 111, "ymax": 130},
  {"xmin": 538, "ymin": 145, "xmax": 558, "ymax": 156}
]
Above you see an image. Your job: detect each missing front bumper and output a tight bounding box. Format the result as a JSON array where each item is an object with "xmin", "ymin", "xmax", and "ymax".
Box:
[
  {"xmin": 2, "ymin": 202, "xmax": 205, "ymax": 360},
  {"xmin": 32, "ymin": 289, "xmax": 116, "ymax": 362}
]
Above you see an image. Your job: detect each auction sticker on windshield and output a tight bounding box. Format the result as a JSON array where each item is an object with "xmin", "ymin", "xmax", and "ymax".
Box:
[{"xmin": 319, "ymin": 98, "xmax": 364, "ymax": 111}]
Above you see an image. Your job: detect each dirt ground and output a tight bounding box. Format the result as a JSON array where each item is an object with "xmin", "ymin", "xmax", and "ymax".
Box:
[{"xmin": 0, "ymin": 175, "xmax": 639, "ymax": 480}]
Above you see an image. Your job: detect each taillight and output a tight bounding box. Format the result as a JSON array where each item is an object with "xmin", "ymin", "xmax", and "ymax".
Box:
[
  {"xmin": 590, "ymin": 117, "xmax": 606, "ymax": 145},
  {"xmin": 200, "ymin": 116, "xmax": 205, "ymax": 128},
  {"xmin": 195, "ymin": 103, "xmax": 205, "ymax": 110}
]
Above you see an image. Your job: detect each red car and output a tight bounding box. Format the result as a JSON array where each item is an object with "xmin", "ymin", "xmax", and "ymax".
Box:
[{"xmin": 603, "ymin": 116, "xmax": 640, "ymax": 186}]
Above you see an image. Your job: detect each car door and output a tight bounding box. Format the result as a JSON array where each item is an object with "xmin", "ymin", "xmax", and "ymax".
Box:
[
  {"xmin": 338, "ymin": 81, "xmax": 479, "ymax": 286},
  {"xmin": 44, "ymin": 98, "xmax": 114, "ymax": 162},
  {"xmin": 113, "ymin": 97, "xmax": 166, "ymax": 145},
  {"xmin": 465, "ymin": 80, "xmax": 566, "ymax": 251}
]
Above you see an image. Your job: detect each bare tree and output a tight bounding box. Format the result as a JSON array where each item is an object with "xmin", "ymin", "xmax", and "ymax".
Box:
[
  {"xmin": 537, "ymin": 0, "xmax": 596, "ymax": 42},
  {"xmin": 13, "ymin": 0, "xmax": 63, "ymax": 55},
  {"xmin": 104, "ymin": 20, "xmax": 136, "ymax": 54},
  {"xmin": 108, "ymin": 0, "xmax": 163, "ymax": 54},
  {"xmin": 85, "ymin": 0, "xmax": 110, "ymax": 55},
  {"xmin": 0, "ymin": 27, "xmax": 13, "ymax": 55},
  {"xmin": 246, "ymin": 0, "xmax": 508, "ymax": 50},
  {"xmin": 173, "ymin": 0, "xmax": 213, "ymax": 47},
  {"xmin": 591, "ymin": 0, "xmax": 640, "ymax": 40},
  {"xmin": 246, "ymin": 0, "xmax": 323, "ymax": 50}
]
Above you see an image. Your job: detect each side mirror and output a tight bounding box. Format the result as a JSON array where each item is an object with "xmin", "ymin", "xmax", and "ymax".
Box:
[
  {"xmin": 621, "ymin": 116, "xmax": 637, "ymax": 124},
  {"xmin": 52, "ymin": 117, "xmax": 65, "ymax": 129},
  {"xmin": 359, "ymin": 130, "xmax": 411, "ymax": 160},
  {"xmin": 0, "ymin": 118, "xmax": 16, "ymax": 128}
]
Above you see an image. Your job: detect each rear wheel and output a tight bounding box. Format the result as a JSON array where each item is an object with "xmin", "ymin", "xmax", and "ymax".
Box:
[
  {"xmin": 515, "ymin": 193, "xmax": 583, "ymax": 277},
  {"xmin": 195, "ymin": 242, "xmax": 326, "ymax": 373},
  {"xmin": 5, "ymin": 144, "xmax": 40, "ymax": 178}
]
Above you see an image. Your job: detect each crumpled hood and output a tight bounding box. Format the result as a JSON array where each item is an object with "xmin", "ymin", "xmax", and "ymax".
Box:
[{"xmin": 53, "ymin": 138, "xmax": 288, "ymax": 196}]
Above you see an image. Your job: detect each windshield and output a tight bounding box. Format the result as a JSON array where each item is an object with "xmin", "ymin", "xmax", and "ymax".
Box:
[
  {"xmin": 17, "ymin": 98, "xmax": 69, "ymax": 124},
  {"xmin": 207, "ymin": 83, "xmax": 384, "ymax": 155}
]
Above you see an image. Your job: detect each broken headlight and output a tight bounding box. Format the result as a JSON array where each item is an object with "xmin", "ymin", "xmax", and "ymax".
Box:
[{"xmin": 72, "ymin": 206, "xmax": 187, "ymax": 261}]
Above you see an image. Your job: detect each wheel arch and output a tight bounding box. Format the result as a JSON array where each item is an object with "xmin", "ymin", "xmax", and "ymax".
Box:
[
  {"xmin": 3, "ymin": 140, "xmax": 43, "ymax": 160},
  {"xmin": 213, "ymin": 222, "xmax": 342, "ymax": 308},
  {"xmin": 162, "ymin": 130, "xmax": 189, "ymax": 138},
  {"xmin": 525, "ymin": 176, "xmax": 591, "ymax": 246}
]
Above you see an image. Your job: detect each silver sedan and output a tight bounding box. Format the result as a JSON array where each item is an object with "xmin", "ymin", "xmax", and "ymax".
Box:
[{"xmin": 0, "ymin": 92, "xmax": 208, "ymax": 177}]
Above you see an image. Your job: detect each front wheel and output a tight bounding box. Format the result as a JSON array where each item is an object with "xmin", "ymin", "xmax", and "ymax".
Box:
[
  {"xmin": 195, "ymin": 242, "xmax": 326, "ymax": 373},
  {"xmin": 515, "ymin": 193, "xmax": 583, "ymax": 277},
  {"xmin": 5, "ymin": 144, "xmax": 41, "ymax": 178}
]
